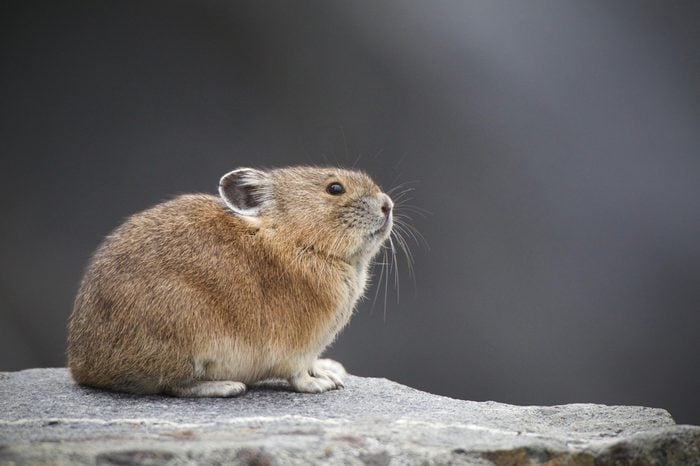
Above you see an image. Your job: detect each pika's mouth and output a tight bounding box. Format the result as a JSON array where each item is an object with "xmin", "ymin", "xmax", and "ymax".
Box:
[{"xmin": 368, "ymin": 217, "xmax": 392, "ymax": 239}]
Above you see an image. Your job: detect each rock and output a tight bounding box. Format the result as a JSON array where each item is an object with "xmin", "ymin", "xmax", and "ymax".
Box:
[{"xmin": 1, "ymin": 368, "xmax": 698, "ymax": 465}]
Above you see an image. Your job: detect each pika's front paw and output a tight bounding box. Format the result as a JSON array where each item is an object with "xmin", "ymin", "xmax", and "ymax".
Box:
[
  {"xmin": 310, "ymin": 359, "xmax": 345, "ymax": 388},
  {"xmin": 313, "ymin": 358, "xmax": 348, "ymax": 378},
  {"xmin": 289, "ymin": 368, "xmax": 342, "ymax": 394}
]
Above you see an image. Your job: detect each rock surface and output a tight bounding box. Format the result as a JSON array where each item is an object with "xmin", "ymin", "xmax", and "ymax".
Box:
[{"xmin": 1, "ymin": 368, "xmax": 699, "ymax": 465}]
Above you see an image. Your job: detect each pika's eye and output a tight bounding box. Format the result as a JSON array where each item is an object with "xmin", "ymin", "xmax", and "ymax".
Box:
[{"xmin": 326, "ymin": 182, "xmax": 345, "ymax": 195}]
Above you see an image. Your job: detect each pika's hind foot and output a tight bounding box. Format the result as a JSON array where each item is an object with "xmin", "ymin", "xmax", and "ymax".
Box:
[{"xmin": 166, "ymin": 381, "xmax": 247, "ymax": 397}]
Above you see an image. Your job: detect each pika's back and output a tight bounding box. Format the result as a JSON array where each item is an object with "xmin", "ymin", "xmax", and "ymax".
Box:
[
  {"xmin": 67, "ymin": 194, "xmax": 257, "ymax": 390},
  {"xmin": 78, "ymin": 194, "xmax": 254, "ymax": 302},
  {"xmin": 103, "ymin": 194, "xmax": 245, "ymax": 258}
]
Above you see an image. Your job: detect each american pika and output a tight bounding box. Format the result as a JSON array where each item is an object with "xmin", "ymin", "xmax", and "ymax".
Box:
[{"xmin": 67, "ymin": 166, "xmax": 394, "ymax": 397}]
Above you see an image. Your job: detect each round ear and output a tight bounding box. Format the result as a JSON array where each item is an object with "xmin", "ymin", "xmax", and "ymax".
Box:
[{"xmin": 218, "ymin": 168, "xmax": 270, "ymax": 217}]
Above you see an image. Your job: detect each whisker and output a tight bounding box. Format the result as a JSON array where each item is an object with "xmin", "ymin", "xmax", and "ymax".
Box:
[
  {"xmin": 383, "ymin": 239, "xmax": 390, "ymax": 321},
  {"xmin": 394, "ymin": 204, "xmax": 431, "ymax": 217},
  {"xmin": 387, "ymin": 236, "xmax": 400, "ymax": 307},
  {"xmin": 370, "ymin": 248, "xmax": 387, "ymax": 315},
  {"xmin": 388, "ymin": 186, "xmax": 416, "ymax": 196},
  {"xmin": 394, "ymin": 212, "xmax": 418, "ymax": 224},
  {"xmin": 393, "ymin": 220, "xmax": 421, "ymax": 249},
  {"xmin": 390, "ymin": 190, "xmax": 416, "ymax": 203},
  {"xmin": 386, "ymin": 180, "xmax": 420, "ymax": 195},
  {"xmin": 392, "ymin": 225, "xmax": 415, "ymax": 265},
  {"xmin": 395, "ymin": 229, "xmax": 416, "ymax": 284},
  {"xmin": 394, "ymin": 217, "xmax": 429, "ymax": 250}
]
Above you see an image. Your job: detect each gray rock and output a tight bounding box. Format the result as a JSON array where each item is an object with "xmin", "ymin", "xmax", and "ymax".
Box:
[{"xmin": 1, "ymin": 368, "xmax": 698, "ymax": 465}]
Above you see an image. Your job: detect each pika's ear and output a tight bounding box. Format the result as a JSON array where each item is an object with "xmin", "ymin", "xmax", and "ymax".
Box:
[{"xmin": 219, "ymin": 168, "xmax": 270, "ymax": 217}]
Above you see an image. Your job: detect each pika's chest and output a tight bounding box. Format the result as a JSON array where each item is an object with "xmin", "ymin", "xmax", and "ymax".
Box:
[
  {"xmin": 314, "ymin": 265, "xmax": 368, "ymax": 346},
  {"xmin": 200, "ymin": 260, "xmax": 369, "ymax": 379}
]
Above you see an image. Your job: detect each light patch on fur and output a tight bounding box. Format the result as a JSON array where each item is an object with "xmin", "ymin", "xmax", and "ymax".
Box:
[
  {"xmin": 192, "ymin": 359, "xmax": 207, "ymax": 378},
  {"xmin": 195, "ymin": 337, "xmax": 305, "ymax": 384},
  {"xmin": 167, "ymin": 380, "xmax": 246, "ymax": 397},
  {"xmin": 232, "ymin": 212, "xmax": 263, "ymax": 228}
]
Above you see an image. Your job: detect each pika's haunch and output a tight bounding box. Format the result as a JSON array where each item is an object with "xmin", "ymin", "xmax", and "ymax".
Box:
[{"xmin": 67, "ymin": 166, "xmax": 393, "ymax": 397}]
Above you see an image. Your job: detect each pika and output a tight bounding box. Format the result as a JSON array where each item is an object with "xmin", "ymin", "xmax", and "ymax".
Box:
[{"xmin": 67, "ymin": 166, "xmax": 393, "ymax": 397}]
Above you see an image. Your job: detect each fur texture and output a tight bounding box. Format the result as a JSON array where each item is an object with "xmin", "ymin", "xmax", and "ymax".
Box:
[{"xmin": 67, "ymin": 166, "xmax": 393, "ymax": 396}]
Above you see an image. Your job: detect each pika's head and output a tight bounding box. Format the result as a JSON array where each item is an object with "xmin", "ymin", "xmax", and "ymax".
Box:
[{"xmin": 219, "ymin": 166, "xmax": 393, "ymax": 262}]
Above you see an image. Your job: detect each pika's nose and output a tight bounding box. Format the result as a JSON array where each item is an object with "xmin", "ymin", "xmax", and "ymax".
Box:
[{"xmin": 380, "ymin": 195, "xmax": 394, "ymax": 218}]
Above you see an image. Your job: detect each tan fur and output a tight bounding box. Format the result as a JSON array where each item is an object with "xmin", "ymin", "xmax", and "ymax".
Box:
[{"xmin": 67, "ymin": 166, "xmax": 392, "ymax": 396}]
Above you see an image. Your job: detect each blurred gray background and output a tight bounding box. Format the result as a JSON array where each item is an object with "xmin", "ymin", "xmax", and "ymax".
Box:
[{"xmin": 2, "ymin": 1, "xmax": 699, "ymax": 423}]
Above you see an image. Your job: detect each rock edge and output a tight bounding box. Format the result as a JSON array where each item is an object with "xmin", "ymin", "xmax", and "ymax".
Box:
[{"xmin": 1, "ymin": 368, "xmax": 698, "ymax": 465}]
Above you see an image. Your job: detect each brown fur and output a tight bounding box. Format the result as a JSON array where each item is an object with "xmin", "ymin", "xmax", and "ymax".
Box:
[{"xmin": 67, "ymin": 167, "xmax": 392, "ymax": 395}]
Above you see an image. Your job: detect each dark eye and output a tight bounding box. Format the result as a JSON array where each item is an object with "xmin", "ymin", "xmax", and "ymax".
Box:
[{"xmin": 326, "ymin": 182, "xmax": 345, "ymax": 195}]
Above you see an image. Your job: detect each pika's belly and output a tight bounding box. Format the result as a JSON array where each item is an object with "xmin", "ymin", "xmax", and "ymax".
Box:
[
  {"xmin": 194, "ymin": 337, "xmax": 325, "ymax": 383},
  {"xmin": 195, "ymin": 303, "xmax": 356, "ymax": 383}
]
